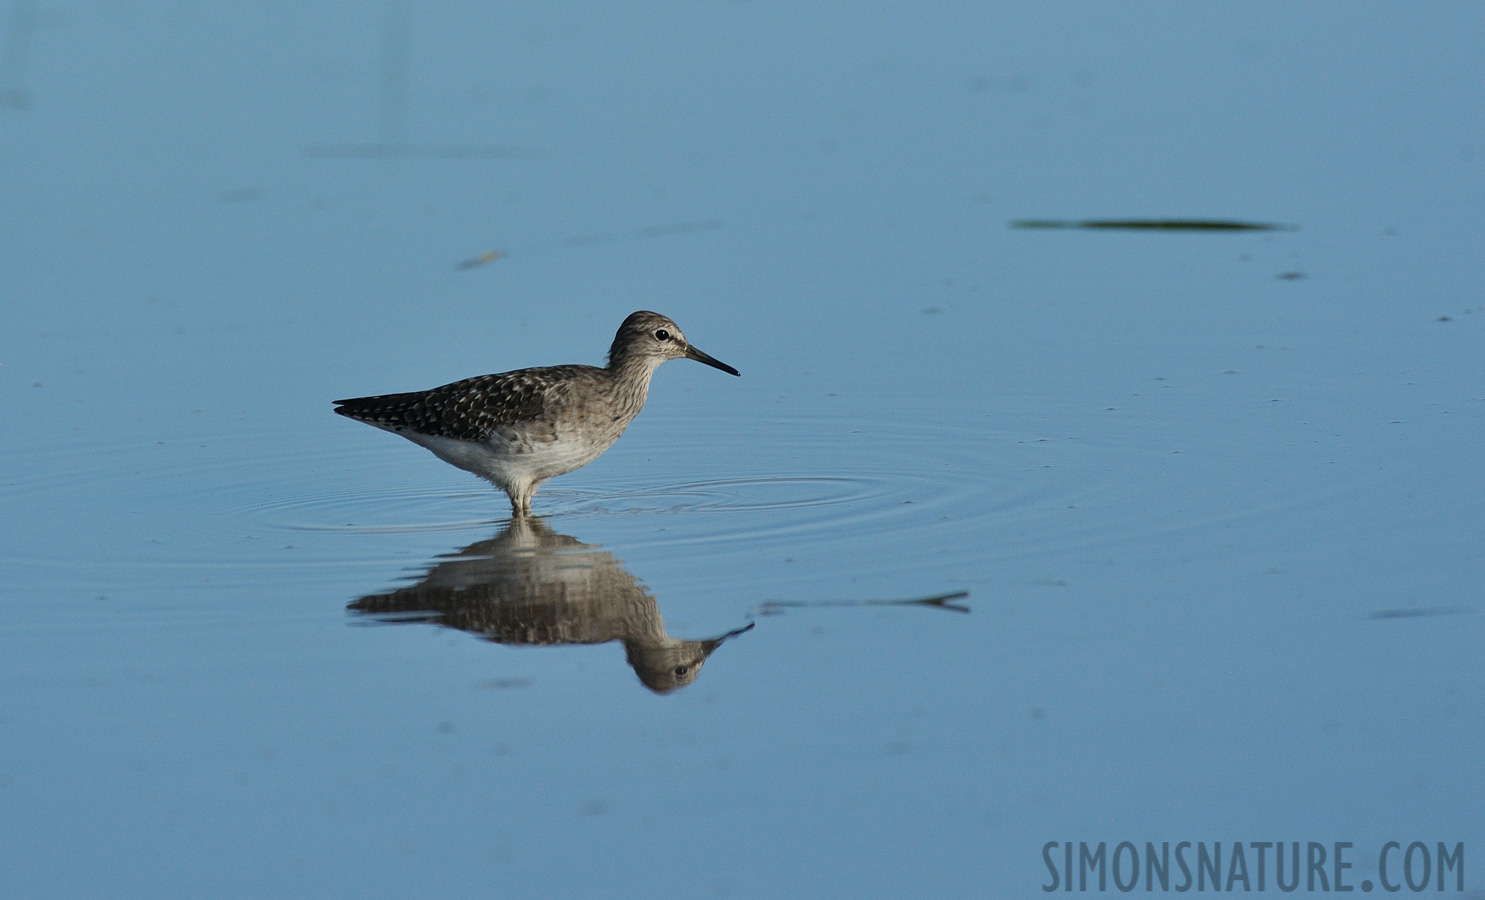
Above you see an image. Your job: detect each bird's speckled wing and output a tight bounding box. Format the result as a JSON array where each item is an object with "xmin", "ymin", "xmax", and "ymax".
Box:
[{"xmin": 334, "ymin": 365, "xmax": 592, "ymax": 441}]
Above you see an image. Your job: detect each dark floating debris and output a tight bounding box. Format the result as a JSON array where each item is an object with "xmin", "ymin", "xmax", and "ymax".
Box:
[
  {"xmin": 565, "ymin": 219, "xmax": 722, "ymax": 247},
  {"xmin": 636, "ymin": 218, "xmax": 722, "ymax": 238},
  {"xmin": 1010, "ymin": 219, "xmax": 1297, "ymax": 232},
  {"xmin": 564, "ymin": 231, "xmax": 619, "ymax": 247},
  {"xmin": 1276, "ymin": 271, "xmax": 1307, "ymax": 280},
  {"xmin": 215, "ymin": 187, "xmax": 262, "ymax": 204},
  {"xmin": 302, "ymin": 143, "xmax": 547, "ymax": 160},
  {"xmin": 473, "ymin": 677, "xmax": 534, "ymax": 690},
  {"xmin": 456, "ymin": 220, "xmax": 722, "ymax": 269},
  {"xmin": 1368, "ymin": 606, "xmax": 1471, "ymax": 620},
  {"xmin": 757, "ymin": 590, "xmax": 970, "ymax": 616},
  {"xmin": 456, "ymin": 249, "xmax": 506, "ymax": 270}
]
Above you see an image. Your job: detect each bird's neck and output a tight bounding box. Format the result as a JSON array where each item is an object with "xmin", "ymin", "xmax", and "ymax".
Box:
[{"xmin": 605, "ymin": 355, "xmax": 661, "ymax": 415}]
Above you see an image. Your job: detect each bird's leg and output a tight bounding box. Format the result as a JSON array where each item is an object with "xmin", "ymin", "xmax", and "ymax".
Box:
[{"xmin": 507, "ymin": 484, "xmax": 535, "ymax": 517}]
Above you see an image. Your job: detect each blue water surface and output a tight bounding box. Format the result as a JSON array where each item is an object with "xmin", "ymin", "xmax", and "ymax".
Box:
[{"xmin": 2, "ymin": 3, "xmax": 1482, "ymax": 897}]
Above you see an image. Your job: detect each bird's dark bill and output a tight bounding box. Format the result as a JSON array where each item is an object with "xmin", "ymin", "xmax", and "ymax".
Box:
[{"xmin": 684, "ymin": 344, "xmax": 740, "ymax": 376}]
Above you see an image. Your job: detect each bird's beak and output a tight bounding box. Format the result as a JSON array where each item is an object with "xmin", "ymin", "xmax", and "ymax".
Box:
[
  {"xmin": 698, "ymin": 621, "xmax": 756, "ymax": 655},
  {"xmin": 684, "ymin": 343, "xmax": 741, "ymax": 376}
]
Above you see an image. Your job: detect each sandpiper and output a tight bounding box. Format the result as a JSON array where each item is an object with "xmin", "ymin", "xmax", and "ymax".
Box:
[{"xmin": 334, "ymin": 311, "xmax": 739, "ymax": 515}]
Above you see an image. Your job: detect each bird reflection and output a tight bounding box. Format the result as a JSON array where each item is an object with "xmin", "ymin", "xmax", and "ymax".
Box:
[{"xmin": 348, "ymin": 517, "xmax": 753, "ymax": 693}]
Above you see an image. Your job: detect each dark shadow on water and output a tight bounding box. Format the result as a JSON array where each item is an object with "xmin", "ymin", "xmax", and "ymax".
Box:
[
  {"xmin": 348, "ymin": 517, "xmax": 753, "ymax": 694},
  {"xmin": 1009, "ymin": 219, "xmax": 1296, "ymax": 232}
]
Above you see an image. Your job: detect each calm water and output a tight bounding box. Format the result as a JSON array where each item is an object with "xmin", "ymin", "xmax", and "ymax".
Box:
[{"xmin": 4, "ymin": 3, "xmax": 1483, "ymax": 897}]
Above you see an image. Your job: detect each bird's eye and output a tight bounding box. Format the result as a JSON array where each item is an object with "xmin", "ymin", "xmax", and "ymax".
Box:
[
  {"xmin": 673, "ymin": 665, "xmax": 688, "ymax": 677},
  {"xmin": 654, "ymin": 329, "xmax": 671, "ymax": 341}
]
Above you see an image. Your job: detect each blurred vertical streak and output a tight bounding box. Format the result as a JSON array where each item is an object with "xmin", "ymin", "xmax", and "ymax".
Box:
[
  {"xmin": 1, "ymin": 0, "xmax": 36, "ymax": 109},
  {"xmin": 379, "ymin": 0, "xmax": 411, "ymax": 145}
]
